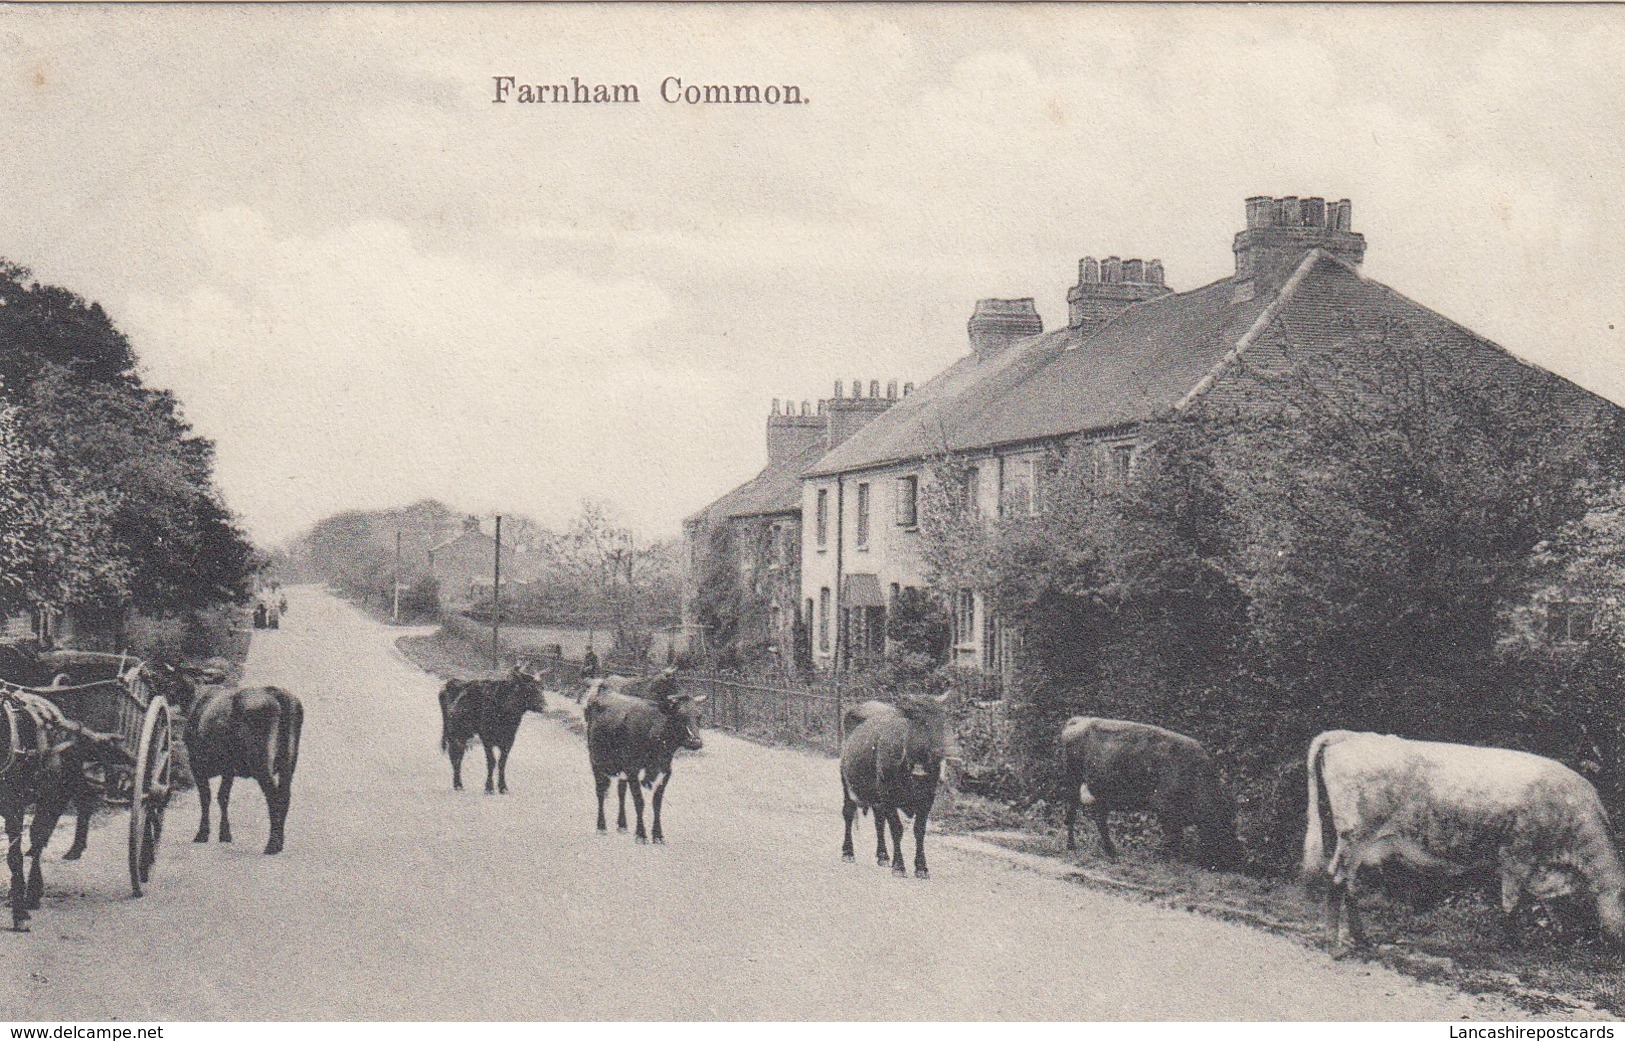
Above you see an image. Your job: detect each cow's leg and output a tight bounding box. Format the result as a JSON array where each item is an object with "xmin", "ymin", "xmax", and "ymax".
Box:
[
  {"xmin": 873, "ymin": 806, "xmax": 890, "ymax": 866},
  {"xmin": 6, "ymin": 810, "xmax": 28, "ymax": 932},
  {"xmin": 193, "ymin": 777, "xmax": 213, "ymax": 842},
  {"xmin": 217, "ymin": 775, "xmax": 235, "ymax": 843},
  {"xmin": 912, "ymin": 809, "xmax": 930, "ymax": 879},
  {"xmin": 254, "ymin": 773, "xmax": 280, "ymax": 855},
  {"xmin": 1094, "ymin": 804, "xmax": 1118, "ymax": 861},
  {"xmin": 627, "ymin": 777, "xmax": 648, "ymax": 843},
  {"xmin": 496, "ymin": 742, "xmax": 511, "ymax": 795},
  {"xmin": 841, "ymin": 782, "xmax": 857, "ymax": 862},
  {"xmin": 448, "ymin": 739, "xmax": 466, "ymax": 790},
  {"xmin": 594, "ymin": 771, "xmax": 611, "ymax": 832},
  {"xmin": 616, "ymin": 779, "xmax": 628, "ymax": 832},
  {"xmin": 887, "ymin": 809, "xmax": 907, "ymax": 877},
  {"xmin": 482, "ymin": 740, "xmax": 497, "ymax": 794},
  {"xmin": 650, "ymin": 771, "xmax": 670, "ymax": 844},
  {"xmin": 1499, "ymin": 869, "xmax": 1526, "ymax": 949}
]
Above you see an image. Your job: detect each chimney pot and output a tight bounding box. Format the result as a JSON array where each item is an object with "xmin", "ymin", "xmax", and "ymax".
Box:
[
  {"xmin": 1147, "ymin": 259, "xmax": 1165, "ymax": 286},
  {"xmin": 869, "ymin": 380, "xmax": 880, "ymax": 398},
  {"xmin": 851, "ymin": 379, "xmax": 861, "ymax": 399},
  {"xmin": 1080, "ymin": 257, "xmax": 1100, "ymax": 283},
  {"xmin": 967, "ymin": 298, "xmax": 1043, "ymax": 359},
  {"xmin": 833, "ymin": 380, "xmax": 843, "ymax": 400},
  {"xmin": 903, "ymin": 382, "xmax": 915, "ymax": 396},
  {"xmin": 1101, "ymin": 257, "xmax": 1122, "ymax": 283},
  {"xmin": 1233, "ymin": 195, "xmax": 1365, "ymax": 286},
  {"xmin": 1246, "ymin": 196, "xmax": 1274, "ymax": 229},
  {"xmin": 886, "ymin": 379, "xmax": 897, "ymax": 399},
  {"xmin": 771, "ymin": 398, "xmax": 780, "ymax": 415},
  {"xmin": 801, "ymin": 400, "xmax": 810, "ymax": 415},
  {"xmin": 1122, "ymin": 259, "xmax": 1145, "ymax": 283}
]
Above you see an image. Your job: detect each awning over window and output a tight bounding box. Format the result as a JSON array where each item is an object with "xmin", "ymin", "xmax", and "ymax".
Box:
[{"xmin": 843, "ymin": 573, "xmax": 886, "ymax": 608}]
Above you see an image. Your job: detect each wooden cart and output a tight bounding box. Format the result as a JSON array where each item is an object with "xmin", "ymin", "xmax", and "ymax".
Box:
[{"xmin": 0, "ymin": 653, "xmax": 174, "ymax": 897}]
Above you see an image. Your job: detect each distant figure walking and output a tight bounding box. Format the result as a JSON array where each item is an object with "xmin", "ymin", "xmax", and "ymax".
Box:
[
  {"xmin": 278, "ymin": 595, "xmax": 288, "ymax": 616},
  {"xmin": 252, "ymin": 603, "xmax": 267, "ymax": 629},
  {"xmin": 582, "ymin": 646, "xmax": 599, "ymax": 679}
]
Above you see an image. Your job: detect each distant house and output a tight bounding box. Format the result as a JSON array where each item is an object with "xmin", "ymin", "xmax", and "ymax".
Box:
[
  {"xmin": 428, "ymin": 515, "xmax": 544, "ymax": 613},
  {"xmin": 684, "ymin": 383, "xmax": 902, "ymax": 667},
  {"xmin": 1, "ymin": 604, "xmax": 124, "ymax": 651}
]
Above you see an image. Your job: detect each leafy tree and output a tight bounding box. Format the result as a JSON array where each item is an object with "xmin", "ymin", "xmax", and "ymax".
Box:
[{"xmin": 0, "ymin": 405, "xmax": 130, "ymax": 615}]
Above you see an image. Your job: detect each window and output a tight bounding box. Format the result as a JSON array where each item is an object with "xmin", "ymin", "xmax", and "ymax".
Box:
[
  {"xmin": 962, "ymin": 467, "xmax": 980, "ymax": 514},
  {"xmin": 769, "ymin": 604, "xmax": 783, "ymax": 652},
  {"xmin": 895, "ymin": 475, "xmax": 919, "ymax": 527},
  {"xmin": 856, "ymin": 483, "xmax": 871, "ymax": 549},
  {"xmin": 1548, "ymin": 600, "xmax": 1596, "ymax": 643},
  {"xmin": 851, "ymin": 605, "xmax": 886, "ymax": 659},
  {"xmin": 815, "ymin": 488, "xmax": 829, "ymax": 548},
  {"xmin": 1110, "ymin": 444, "xmax": 1135, "ymax": 478},
  {"xmin": 953, "ymin": 588, "xmax": 976, "ymax": 648},
  {"xmin": 819, "ymin": 587, "xmax": 831, "ymax": 652},
  {"xmin": 1000, "ymin": 457, "xmax": 1036, "ymax": 518}
]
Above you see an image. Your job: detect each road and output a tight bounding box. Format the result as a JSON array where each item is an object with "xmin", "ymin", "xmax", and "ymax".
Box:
[{"xmin": 2, "ymin": 586, "xmax": 1534, "ymax": 1020}]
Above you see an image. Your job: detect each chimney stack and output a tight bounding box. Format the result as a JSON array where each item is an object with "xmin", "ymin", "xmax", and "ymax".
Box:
[
  {"xmin": 1233, "ymin": 195, "xmax": 1365, "ymax": 296},
  {"xmin": 1067, "ymin": 254, "xmax": 1172, "ymax": 332},
  {"xmin": 967, "ymin": 298, "xmax": 1043, "ymax": 360}
]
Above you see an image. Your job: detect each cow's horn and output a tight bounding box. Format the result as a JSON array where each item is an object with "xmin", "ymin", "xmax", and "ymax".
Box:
[{"xmin": 932, "ymin": 692, "xmax": 951, "ymax": 704}]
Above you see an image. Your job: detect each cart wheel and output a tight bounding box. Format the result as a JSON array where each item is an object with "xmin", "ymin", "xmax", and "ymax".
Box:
[{"xmin": 129, "ymin": 696, "xmax": 172, "ymax": 898}]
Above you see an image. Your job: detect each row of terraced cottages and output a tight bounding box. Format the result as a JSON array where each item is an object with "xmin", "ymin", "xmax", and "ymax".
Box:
[{"xmin": 682, "ymin": 194, "xmax": 1616, "ymax": 682}]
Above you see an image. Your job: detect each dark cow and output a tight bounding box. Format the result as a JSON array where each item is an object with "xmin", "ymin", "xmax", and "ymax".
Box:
[
  {"xmin": 1059, "ymin": 717, "xmax": 1243, "ymax": 869},
  {"xmin": 584, "ymin": 669, "xmax": 705, "ymax": 843},
  {"xmin": 1303, "ymin": 730, "xmax": 1625, "ymax": 954},
  {"xmin": 187, "ymin": 686, "xmax": 304, "ymax": 854},
  {"xmin": 438, "ymin": 666, "xmax": 547, "ymax": 793},
  {"xmin": 840, "ymin": 696, "xmax": 957, "ymax": 879}
]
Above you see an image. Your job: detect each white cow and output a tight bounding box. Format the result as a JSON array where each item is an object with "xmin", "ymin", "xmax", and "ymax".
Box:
[{"xmin": 1302, "ymin": 729, "xmax": 1625, "ymax": 953}]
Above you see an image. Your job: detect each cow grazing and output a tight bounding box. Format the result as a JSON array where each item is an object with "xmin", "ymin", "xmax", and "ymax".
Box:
[
  {"xmin": 187, "ymin": 686, "xmax": 304, "ymax": 854},
  {"xmin": 1302, "ymin": 730, "xmax": 1625, "ymax": 953},
  {"xmin": 1059, "ymin": 717, "xmax": 1243, "ymax": 869},
  {"xmin": 438, "ymin": 666, "xmax": 547, "ymax": 793},
  {"xmin": 584, "ymin": 669, "xmax": 705, "ymax": 843},
  {"xmin": 840, "ymin": 696, "xmax": 957, "ymax": 878}
]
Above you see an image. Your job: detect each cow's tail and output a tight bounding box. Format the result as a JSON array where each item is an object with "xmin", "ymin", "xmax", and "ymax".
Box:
[{"xmin": 1301, "ymin": 731, "xmax": 1337, "ymax": 887}]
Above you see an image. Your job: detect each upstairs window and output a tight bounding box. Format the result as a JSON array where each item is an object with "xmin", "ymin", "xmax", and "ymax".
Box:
[
  {"xmin": 1110, "ymin": 444, "xmax": 1135, "ymax": 479},
  {"xmin": 815, "ymin": 488, "xmax": 829, "ymax": 548},
  {"xmin": 856, "ymin": 483, "xmax": 871, "ymax": 549},
  {"xmin": 961, "ymin": 467, "xmax": 980, "ymax": 515},
  {"xmin": 895, "ymin": 475, "xmax": 919, "ymax": 528}
]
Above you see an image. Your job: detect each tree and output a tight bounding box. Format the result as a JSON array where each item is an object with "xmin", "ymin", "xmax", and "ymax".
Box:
[
  {"xmin": 21, "ymin": 366, "xmax": 257, "ymax": 610},
  {"xmin": 0, "ymin": 405, "xmax": 130, "ymax": 616},
  {"xmin": 549, "ymin": 501, "xmax": 681, "ymax": 660}
]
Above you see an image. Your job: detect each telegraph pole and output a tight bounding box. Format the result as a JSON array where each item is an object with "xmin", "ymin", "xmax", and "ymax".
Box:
[
  {"xmin": 392, "ymin": 529, "xmax": 402, "ymax": 624},
  {"xmin": 492, "ymin": 514, "xmax": 503, "ymax": 669}
]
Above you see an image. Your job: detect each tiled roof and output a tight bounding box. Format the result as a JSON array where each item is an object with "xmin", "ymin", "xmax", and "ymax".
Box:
[
  {"xmin": 804, "ymin": 249, "xmax": 1601, "ymax": 476},
  {"xmin": 804, "ymin": 326, "xmax": 1073, "ymax": 477},
  {"xmin": 686, "ymin": 439, "xmax": 827, "ymax": 526}
]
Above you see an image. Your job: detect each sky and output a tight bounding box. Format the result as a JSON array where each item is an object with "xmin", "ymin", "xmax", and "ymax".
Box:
[{"xmin": 2, "ymin": 3, "xmax": 1623, "ymax": 547}]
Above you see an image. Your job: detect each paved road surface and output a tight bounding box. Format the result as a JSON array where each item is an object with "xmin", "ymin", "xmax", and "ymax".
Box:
[{"xmin": 2, "ymin": 587, "xmax": 1533, "ymax": 1020}]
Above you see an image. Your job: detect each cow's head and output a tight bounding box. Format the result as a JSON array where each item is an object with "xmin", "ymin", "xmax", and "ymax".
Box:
[
  {"xmin": 142, "ymin": 660, "xmax": 200, "ymax": 714},
  {"xmin": 898, "ymin": 692, "xmax": 959, "ymax": 780},
  {"xmin": 657, "ymin": 677, "xmax": 707, "ymax": 752},
  {"xmin": 505, "ymin": 666, "xmax": 548, "ymax": 714}
]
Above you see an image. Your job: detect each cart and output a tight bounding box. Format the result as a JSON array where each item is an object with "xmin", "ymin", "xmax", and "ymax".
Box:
[{"xmin": 0, "ymin": 652, "xmax": 174, "ymax": 897}]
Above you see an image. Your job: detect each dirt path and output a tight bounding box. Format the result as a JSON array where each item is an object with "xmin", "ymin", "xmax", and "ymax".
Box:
[{"xmin": 1, "ymin": 587, "xmax": 1538, "ymax": 1020}]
